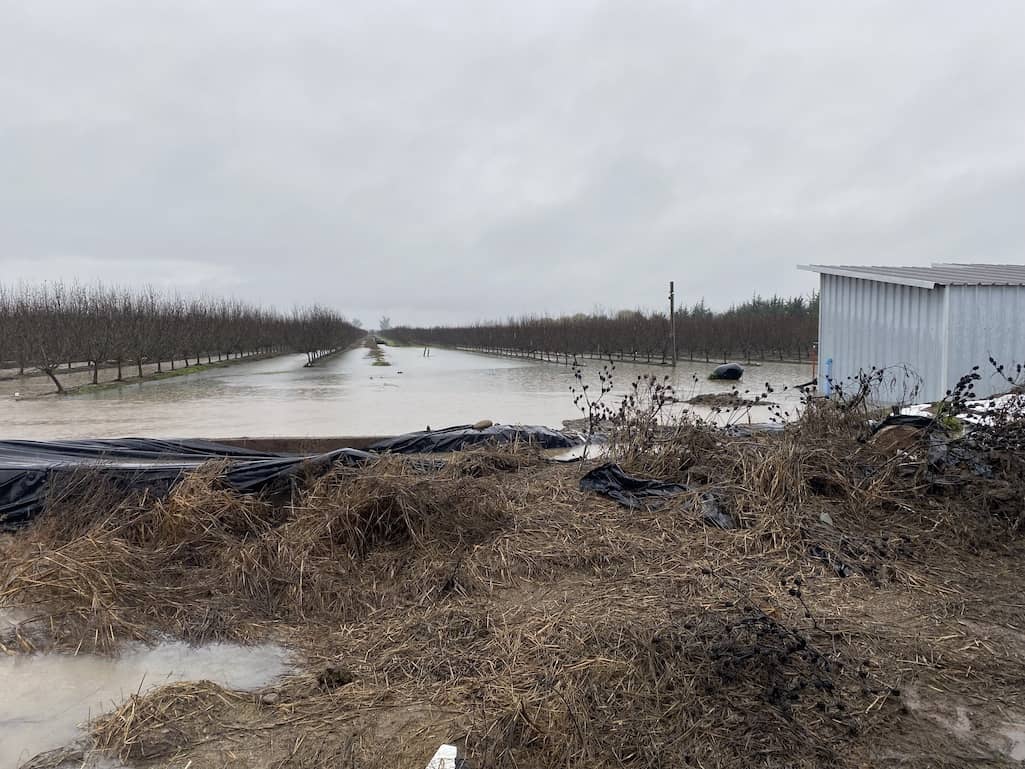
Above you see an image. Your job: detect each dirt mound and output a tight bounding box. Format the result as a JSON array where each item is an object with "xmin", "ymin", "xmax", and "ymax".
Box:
[
  {"xmin": 0, "ymin": 457, "xmax": 513, "ymax": 648},
  {"xmin": 3, "ymin": 408, "xmax": 1025, "ymax": 768}
]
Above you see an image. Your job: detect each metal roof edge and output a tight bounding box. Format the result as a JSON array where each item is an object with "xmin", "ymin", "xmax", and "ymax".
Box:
[
  {"xmin": 797, "ymin": 265, "xmax": 938, "ymax": 289},
  {"xmin": 931, "ymin": 262, "xmax": 1025, "ymax": 267}
]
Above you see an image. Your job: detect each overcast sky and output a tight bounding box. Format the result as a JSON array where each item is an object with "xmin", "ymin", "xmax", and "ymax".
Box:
[{"xmin": 2, "ymin": 1, "xmax": 1024, "ymax": 326}]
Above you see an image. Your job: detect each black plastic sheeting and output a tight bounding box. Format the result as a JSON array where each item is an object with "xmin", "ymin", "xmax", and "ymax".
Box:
[
  {"xmin": 579, "ymin": 463, "xmax": 687, "ymax": 510},
  {"xmin": 0, "ymin": 424, "xmax": 583, "ymax": 528},
  {"xmin": 370, "ymin": 424, "xmax": 581, "ymax": 454},
  {"xmin": 0, "ymin": 438, "xmax": 373, "ymax": 529},
  {"xmin": 698, "ymin": 492, "xmax": 737, "ymax": 529},
  {"xmin": 869, "ymin": 413, "xmax": 997, "ymax": 480},
  {"xmin": 579, "ymin": 463, "xmax": 737, "ymax": 526},
  {"xmin": 709, "ymin": 363, "xmax": 744, "ymax": 381},
  {"xmin": 869, "ymin": 414, "xmax": 934, "ymax": 433}
]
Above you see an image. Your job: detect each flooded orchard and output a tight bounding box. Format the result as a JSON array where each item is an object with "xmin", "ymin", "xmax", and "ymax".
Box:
[
  {"xmin": 0, "ymin": 344, "xmax": 813, "ymax": 767},
  {"xmin": 0, "ymin": 345, "xmax": 812, "ymax": 439},
  {"xmin": 1, "ymin": 348, "xmax": 1025, "ymax": 767}
]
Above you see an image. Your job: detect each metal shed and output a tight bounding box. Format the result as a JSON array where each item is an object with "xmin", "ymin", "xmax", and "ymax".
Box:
[{"xmin": 798, "ymin": 264, "xmax": 1025, "ymax": 403}]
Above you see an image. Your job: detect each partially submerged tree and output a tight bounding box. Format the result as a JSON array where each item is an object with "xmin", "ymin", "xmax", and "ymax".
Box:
[
  {"xmin": 0, "ymin": 281, "xmax": 363, "ymax": 392},
  {"xmin": 21, "ymin": 283, "xmax": 78, "ymax": 393}
]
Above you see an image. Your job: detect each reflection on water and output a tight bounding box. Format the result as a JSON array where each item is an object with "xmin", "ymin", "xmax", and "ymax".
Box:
[
  {"xmin": 0, "ymin": 639, "xmax": 289, "ymax": 769},
  {"xmin": 0, "ymin": 347, "xmax": 814, "ymax": 439}
]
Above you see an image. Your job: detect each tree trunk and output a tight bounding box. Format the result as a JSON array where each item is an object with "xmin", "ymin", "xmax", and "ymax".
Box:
[
  {"xmin": 116, "ymin": 359, "xmax": 123, "ymax": 381},
  {"xmin": 137, "ymin": 360, "xmax": 143, "ymax": 378},
  {"xmin": 92, "ymin": 361, "xmax": 99, "ymax": 385},
  {"xmin": 44, "ymin": 368, "xmax": 64, "ymax": 394}
]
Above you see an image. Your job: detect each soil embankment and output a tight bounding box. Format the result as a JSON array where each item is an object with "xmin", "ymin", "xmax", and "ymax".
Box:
[{"xmin": 2, "ymin": 408, "xmax": 1024, "ymax": 768}]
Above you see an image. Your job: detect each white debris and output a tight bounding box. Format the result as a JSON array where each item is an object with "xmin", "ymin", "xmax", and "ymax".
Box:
[
  {"xmin": 899, "ymin": 402, "xmax": 934, "ymax": 419},
  {"xmin": 960, "ymin": 393, "xmax": 1025, "ymax": 425},
  {"xmin": 900, "ymin": 393, "xmax": 1025, "ymax": 427},
  {"xmin": 425, "ymin": 744, "xmax": 459, "ymax": 769}
]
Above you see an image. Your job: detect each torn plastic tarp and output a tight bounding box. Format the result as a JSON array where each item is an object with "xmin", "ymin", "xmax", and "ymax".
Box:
[
  {"xmin": 869, "ymin": 414, "xmax": 934, "ymax": 434},
  {"xmin": 0, "ymin": 438, "xmax": 373, "ymax": 529},
  {"xmin": 579, "ymin": 463, "xmax": 687, "ymax": 509},
  {"xmin": 370, "ymin": 424, "xmax": 582, "ymax": 454},
  {"xmin": 867, "ymin": 414, "xmax": 995, "ymax": 479},
  {"xmin": 699, "ymin": 492, "xmax": 736, "ymax": 529}
]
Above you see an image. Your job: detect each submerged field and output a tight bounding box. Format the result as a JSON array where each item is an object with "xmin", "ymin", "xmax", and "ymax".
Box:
[
  {"xmin": 0, "ymin": 345, "xmax": 810, "ymax": 440},
  {"xmin": 1, "ymin": 402, "xmax": 1024, "ymax": 768}
]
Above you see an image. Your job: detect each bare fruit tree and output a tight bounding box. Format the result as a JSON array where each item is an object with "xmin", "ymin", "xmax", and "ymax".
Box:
[
  {"xmin": 0, "ymin": 281, "xmax": 364, "ymax": 392},
  {"xmin": 388, "ymin": 293, "xmax": 818, "ymax": 365}
]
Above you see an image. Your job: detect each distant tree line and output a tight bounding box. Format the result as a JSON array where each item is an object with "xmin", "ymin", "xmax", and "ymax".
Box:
[
  {"xmin": 0, "ymin": 282, "xmax": 364, "ymax": 392},
  {"xmin": 390, "ymin": 294, "xmax": 818, "ymax": 365}
]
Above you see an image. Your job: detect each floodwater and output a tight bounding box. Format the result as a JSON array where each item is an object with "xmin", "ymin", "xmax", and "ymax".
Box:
[
  {"xmin": 0, "ymin": 346, "xmax": 814, "ymax": 440},
  {"xmin": 0, "ymin": 631, "xmax": 289, "ymax": 769},
  {"xmin": 903, "ymin": 685, "xmax": 1025, "ymax": 761}
]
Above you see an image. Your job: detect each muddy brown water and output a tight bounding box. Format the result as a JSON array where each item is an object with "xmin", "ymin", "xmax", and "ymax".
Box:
[
  {"xmin": 0, "ymin": 347, "xmax": 812, "ymax": 440},
  {"xmin": 0, "ymin": 615, "xmax": 289, "ymax": 769}
]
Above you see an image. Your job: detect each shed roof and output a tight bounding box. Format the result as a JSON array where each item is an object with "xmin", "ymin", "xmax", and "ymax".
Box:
[{"xmin": 797, "ymin": 263, "xmax": 1025, "ymax": 289}]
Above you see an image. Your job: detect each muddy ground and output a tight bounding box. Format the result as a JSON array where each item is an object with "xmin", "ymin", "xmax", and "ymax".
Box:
[{"xmin": 1, "ymin": 410, "xmax": 1024, "ymax": 768}]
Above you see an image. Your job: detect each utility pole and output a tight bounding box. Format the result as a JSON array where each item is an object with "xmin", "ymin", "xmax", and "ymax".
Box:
[{"xmin": 669, "ymin": 281, "xmax": 677, "ymax": 367}]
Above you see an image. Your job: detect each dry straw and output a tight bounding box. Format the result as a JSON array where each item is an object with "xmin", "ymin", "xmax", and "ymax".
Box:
[{"xmin": 2, "ymin": 418, "xmax": 1025, "ymax": 768}]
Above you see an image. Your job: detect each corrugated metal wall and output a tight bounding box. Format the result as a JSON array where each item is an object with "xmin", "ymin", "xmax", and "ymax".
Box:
[
  {"xmin": 945, "ymin": 285, "xmax": 1025, "ymax": 399},
  {"xmin": 819, "ymin": 274, "xmax": 945, "ymax": 402}
]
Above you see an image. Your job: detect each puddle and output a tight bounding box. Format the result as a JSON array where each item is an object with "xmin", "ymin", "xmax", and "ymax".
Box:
[
  {"xmin": 0, "ymin": 641, "xmax": 290, "ymax": 769},
  {"xmin": 904, "ymin": 686, "xmax": 1025, "ymax": 762},
  {"xmin": 992, "ymin": 722, "xmax": 1025, "ymax": 761},
  {"xmin": 548, "ymin": 440, "xmax": 607, "ymax": 462}
]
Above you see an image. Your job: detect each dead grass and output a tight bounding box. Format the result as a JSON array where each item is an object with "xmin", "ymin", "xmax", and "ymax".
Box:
[
  {"xmin": 92, "ymin": 681, "xmax": 250, "ymax": 762},
  {"xmin": 2, "ymin": 415, "xmax": 1025, "ymax": 768}
]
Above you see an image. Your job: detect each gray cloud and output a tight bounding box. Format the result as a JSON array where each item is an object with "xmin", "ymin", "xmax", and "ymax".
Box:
[{"xmin": 2, "ymin": 0, "xmax": 1024, "ymax": 325}]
